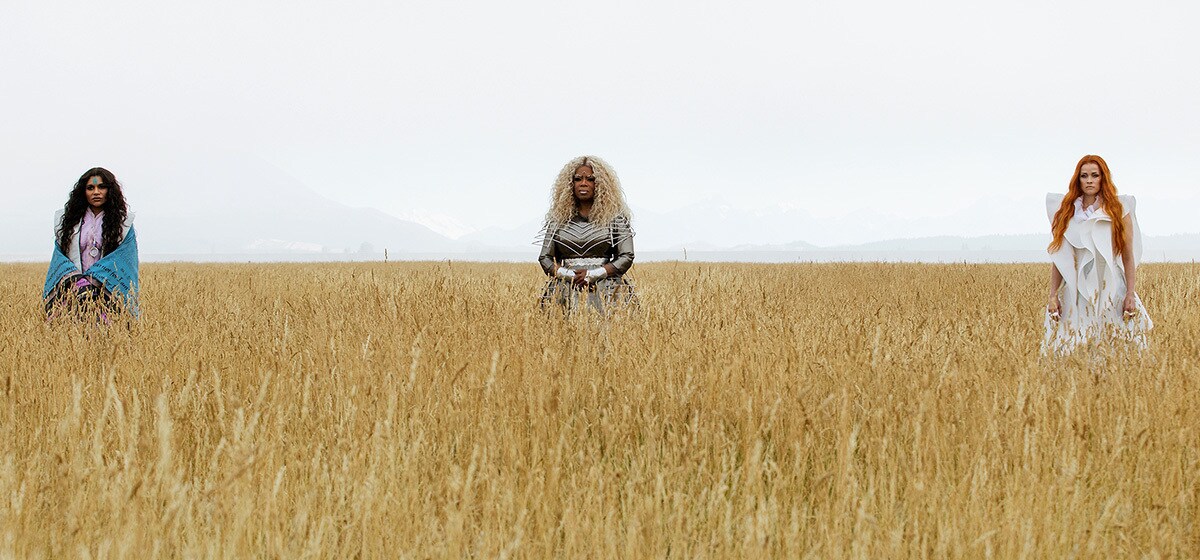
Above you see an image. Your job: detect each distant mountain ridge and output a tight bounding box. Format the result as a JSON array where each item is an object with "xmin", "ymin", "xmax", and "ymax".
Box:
[
  {"xmin": 823, "ymin": 234, "xmax": 1048, "ymax": 252},
  {"xmin": 3, "ymin": 152, "xmax": 460, "ymax": 256},
  {"xmin": 4, "ymin": 157, "xmax": 1198, "ymax": 260}
]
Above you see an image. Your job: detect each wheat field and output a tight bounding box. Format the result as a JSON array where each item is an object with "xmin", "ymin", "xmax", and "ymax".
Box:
[{"xmin": 0, "ymin": 261, "xmax": 1197, "ymax": 558}]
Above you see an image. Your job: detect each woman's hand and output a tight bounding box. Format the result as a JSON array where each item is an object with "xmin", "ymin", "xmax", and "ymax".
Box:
[
  {"xmin": 1122, "ymin": 292, "xmax": 1138, "ymax": 319},
  {"xmin": 573, "ymin": 269, "xmax": 588, "ymax": 286},
  {"xmin": 1047, "ymin": 265, "xmax": 1064, "ymax": 321}
]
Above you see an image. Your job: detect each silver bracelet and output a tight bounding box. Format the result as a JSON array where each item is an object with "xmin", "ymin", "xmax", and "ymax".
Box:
[{"xmin": 584, "ymin": 267, "xmax": 608, "ymax": 283}]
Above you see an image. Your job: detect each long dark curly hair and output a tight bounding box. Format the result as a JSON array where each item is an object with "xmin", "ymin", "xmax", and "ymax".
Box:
[{"xmin": 57, "ymin": 167, "xmax": 129, "ymax": 255}]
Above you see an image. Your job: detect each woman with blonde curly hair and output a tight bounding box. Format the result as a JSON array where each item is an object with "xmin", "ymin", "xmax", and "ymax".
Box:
[
  {"xmin": 538, "ymin": 155, "xmax": 637, "ymax": 313},
  {"xmin": 1043, "ymin": 155, "xmax": 1151, "ymax": 354}
]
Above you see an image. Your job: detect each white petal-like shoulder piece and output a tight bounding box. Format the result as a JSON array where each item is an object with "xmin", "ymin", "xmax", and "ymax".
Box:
[
  {"xmin": 1118, "ymin": 194, "xmax": 1136, "ymax": 216},
  {"xmin": 1045, "ymin": 193, "xmax": 1065, "ymax": 222}
]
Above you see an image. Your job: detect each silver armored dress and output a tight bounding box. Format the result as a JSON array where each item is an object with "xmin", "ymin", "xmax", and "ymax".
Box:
[{"xmin": 538, "ymin": 214, "xmax": 637, "ymax": 313}]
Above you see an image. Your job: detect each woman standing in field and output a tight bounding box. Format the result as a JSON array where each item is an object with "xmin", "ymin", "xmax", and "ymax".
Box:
[
  {"xmin": 538, "ymin": 155, "xmax": 637, "ymax": 313},
  {"xmin": 1044, "ymin": 155, "xmax": 1150, "ymax": 354},
  {"xmin": 44, "ymin": 167, "xmax": 140, "ymax": 319}
]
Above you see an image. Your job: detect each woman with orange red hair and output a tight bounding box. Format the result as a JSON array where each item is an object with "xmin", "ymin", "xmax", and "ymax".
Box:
[{"xmin": 1043, "ymin": 155, "xmax": 1151, "ymax": 355}]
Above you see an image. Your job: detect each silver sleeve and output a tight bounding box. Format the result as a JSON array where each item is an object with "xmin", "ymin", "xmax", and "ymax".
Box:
[
  {"xmin": 608, "ymin": 217, "xmax": 635, "ymax": 275},
  {"xmin": 538, "ymin": 225, "xmax": 558, "ymax": 275}
]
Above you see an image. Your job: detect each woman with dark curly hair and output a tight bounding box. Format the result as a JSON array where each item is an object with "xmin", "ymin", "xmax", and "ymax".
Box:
[
  {"xmin": 43, "ymin": 167, "xmax": 140, "ymax": 319},
  {"xmin": 538, "ymin": 155, "xmax": 638, "ymax": 314}
]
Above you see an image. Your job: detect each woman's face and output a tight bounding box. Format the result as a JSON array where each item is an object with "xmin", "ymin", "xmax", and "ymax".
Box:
[
  {"xmin": 84, "ymin": 176, "xmax": 109, "ymax": 210},
  {"xmin": 1078, "ymin": 163, "xmax": 1102, "ymax": 198},
  {"xmin": 572, "ymin": 165, "xmax": 596, "ymax": 202}
]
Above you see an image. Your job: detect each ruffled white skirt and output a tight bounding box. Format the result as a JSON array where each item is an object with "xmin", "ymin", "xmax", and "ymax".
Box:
[{"xmin": 1042, "ymin": 249, "xmax": 1152, "ymax": 355}]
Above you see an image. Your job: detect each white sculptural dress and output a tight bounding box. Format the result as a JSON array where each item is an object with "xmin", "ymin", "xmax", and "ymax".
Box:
[{"xmin": 1043, "ymin": 193, "xmax": 1152, "ymax": 355}]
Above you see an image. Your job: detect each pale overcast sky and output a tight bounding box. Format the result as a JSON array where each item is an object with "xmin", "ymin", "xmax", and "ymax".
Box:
[{"xmin": 2, "ymin": 0, "xmax": 1197, "ymax": 247}]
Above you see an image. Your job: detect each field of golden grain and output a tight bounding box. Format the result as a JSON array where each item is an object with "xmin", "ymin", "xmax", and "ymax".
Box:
[{"xmin": 1, "ymin": 261, "xmax": 1198, "ymax": 558}]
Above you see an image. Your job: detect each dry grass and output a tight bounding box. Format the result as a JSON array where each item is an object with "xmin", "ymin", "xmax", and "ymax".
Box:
[{"xmin": 1, "ymin": 261, "xmax": 1198, "ymax": 558}]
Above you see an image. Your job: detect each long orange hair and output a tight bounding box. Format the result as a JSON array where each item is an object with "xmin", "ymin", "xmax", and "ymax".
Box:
[{"xmin": 1048, "ymin": 155, "xmax": 1127, "ymax": 257}]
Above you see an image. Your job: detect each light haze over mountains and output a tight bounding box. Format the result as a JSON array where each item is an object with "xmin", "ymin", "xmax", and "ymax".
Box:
[{"xmin": 3, "ymin": 152, "xmax": 1197, "ymax": 262}]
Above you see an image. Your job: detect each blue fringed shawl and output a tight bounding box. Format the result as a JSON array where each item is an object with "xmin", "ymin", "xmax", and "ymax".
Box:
[{"xmin": 44, "ymin": 227, "xmax": 140, "ymax": 315}]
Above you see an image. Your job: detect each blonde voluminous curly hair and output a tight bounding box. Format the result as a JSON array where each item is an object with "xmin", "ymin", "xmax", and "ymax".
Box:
[{"xmin": 545, "ymin": 155, "xmax": 632, "ymax": 226}]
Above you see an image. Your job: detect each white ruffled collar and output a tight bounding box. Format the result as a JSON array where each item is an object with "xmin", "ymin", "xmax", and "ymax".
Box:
[{"xmin": 1074, "ymin": 197, "xmax": 1106, "ymax": 221}]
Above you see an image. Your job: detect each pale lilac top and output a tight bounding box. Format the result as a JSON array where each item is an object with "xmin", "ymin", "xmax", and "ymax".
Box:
[{"xmin": 80, "ymin": 210, "xmax": 104, "ymax": 272}]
